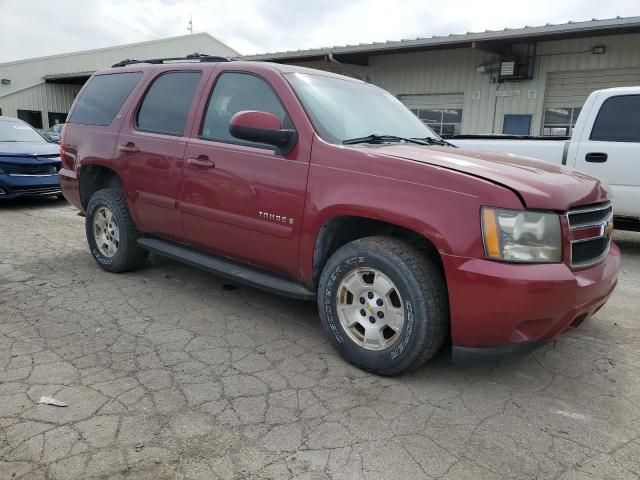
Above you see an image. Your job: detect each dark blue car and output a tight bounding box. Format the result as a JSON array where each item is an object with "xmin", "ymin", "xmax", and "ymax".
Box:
[{"xmin": 0, "ymin": 116, "xmax": 62, "ymax": 199}]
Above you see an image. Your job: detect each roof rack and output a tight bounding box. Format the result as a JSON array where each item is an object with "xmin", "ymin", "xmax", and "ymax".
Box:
[{"xmin": 111, "ymin": 53, "xmax": 232, "ymax": 68}]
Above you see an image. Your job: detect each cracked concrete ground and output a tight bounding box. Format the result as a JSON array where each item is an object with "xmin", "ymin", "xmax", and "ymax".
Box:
[{"xmin": 1, "ymin": 198, "xmax": 639, "ymax": 480}]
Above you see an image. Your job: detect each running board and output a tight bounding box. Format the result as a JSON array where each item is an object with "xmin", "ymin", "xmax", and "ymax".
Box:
[{"xmin": 137, "ymin": 237, "xmax": 316, "ymax": 301}]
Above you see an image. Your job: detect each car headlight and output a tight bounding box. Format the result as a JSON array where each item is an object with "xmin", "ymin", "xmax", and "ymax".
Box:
[{"xmin": 481, "ymin": 207, "xmax": 562, "ymax": 263}]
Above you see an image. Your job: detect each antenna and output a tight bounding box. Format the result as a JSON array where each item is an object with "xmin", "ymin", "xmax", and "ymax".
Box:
[{"xmin": 187, "ymin": 15, "xmax": 193, "ymax": 34}]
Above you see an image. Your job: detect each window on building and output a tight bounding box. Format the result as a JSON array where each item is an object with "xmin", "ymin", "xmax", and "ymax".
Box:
[
  {"xmin": 410, "ymin": 108, "xmax": 462, "ymax": 136},
  {"xmin": 542, "ymin": 107, "xmax": 582, "ymax": 136},
  {"xmin": 48, "ymin": 112, "xmax": 67, "ymax": 128},
  {"xmin": 590, "ymin": 95, "xmax": 640, "ymax": 143},
  {"xmin": 503, "ymin": 114, "xmax": 532, "ymax": 135},
  {"xmin": 17, "ymin": 110, "xmax": 43, "ymax": 130},
  {"xmin": 136, "ymin": 71, "xmax": 202, "ymax": 135},
  {"xmin": 69, "ymin": 72, "xmax": 141, "ymax": 126},
  {"xmin": 201, "ymin": 72, "xmax": 291, "ymax": 147}
]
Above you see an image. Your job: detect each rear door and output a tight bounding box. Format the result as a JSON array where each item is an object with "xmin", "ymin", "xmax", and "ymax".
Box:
[
  {"xmin": 179, "ymin": 69, "xmax": 311, "ymax": 277},
  {"xmin": 573, "ymin": 93, "xmax": 640, "ymax": 217},
  {"xmin": 116, "ymin": 67, "xmax": 207, "ymax": 239}
]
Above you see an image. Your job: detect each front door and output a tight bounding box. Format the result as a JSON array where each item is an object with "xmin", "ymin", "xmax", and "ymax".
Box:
[
  {"xmin": 574, "ymin": 93, "xmax": 640, "ymax": 217},
  {"xmin": 180, "ymin": 71, "xmax": 310, "ymax": 277},
  {"xmin": 117, "ymin": 68, "xmax": 205, "ymax": 239}
]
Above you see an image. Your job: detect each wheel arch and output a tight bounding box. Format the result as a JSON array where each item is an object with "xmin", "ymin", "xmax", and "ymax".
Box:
[
  {"xmin": 311, "ymin": 213, "xmax": 446, "ymax": 288},
  {"xmin": 79, "ymin": 163, "xmax": 123, "ymax": 209}
]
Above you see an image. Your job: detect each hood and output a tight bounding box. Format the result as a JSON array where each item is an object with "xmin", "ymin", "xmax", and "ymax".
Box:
[
  {"xmin": 0, "ymin": 141, "xmax": 61, "ymax": 157},
  {"xmin": 367, "ymin": 144, "xmax": 609, "ymax": 210}
]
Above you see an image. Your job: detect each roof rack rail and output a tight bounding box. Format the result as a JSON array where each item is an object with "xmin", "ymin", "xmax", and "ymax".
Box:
[{"xmin": 111, "ymin": 53, "xmax": 232, "ymax": 68}]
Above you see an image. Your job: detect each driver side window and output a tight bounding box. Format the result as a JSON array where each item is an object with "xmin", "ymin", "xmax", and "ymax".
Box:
[{"xmin": 200, "ymin": 72, "xmax": 291, "ymax": 146}]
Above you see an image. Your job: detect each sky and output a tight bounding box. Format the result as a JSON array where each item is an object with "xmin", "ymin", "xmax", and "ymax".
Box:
[{"xmin": 0, "ymin": 0, "xmax": 639, "ymax": 62}]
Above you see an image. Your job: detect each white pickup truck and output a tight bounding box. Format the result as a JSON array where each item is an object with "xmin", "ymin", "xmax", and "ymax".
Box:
[{"xmin": 451, "ymin": 87, "xmax": 640, "ymax": 230}]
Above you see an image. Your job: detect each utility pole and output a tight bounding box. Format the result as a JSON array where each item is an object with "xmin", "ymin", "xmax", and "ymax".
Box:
[{"xmin": 187, "ymin": 15, "xmax": 193, "ymax": 34}]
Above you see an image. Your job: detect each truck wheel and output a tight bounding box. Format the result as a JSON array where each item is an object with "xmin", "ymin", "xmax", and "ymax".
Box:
[
  {"xmin": 318, "ymin": 236, "xmax": 449, "ymax": 375},
  {"xmin": 85, "ymin": 188, "xmax": 148, "ymax": 273}
]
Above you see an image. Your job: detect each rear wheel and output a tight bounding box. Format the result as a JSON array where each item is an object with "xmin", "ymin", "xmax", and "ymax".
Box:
[
  {"xmin": 318, "ymin": 236, "xmax": 449, "ymax": 375},
  {"xmin": 85, "ymin": 188, "xmax": 148, "ymax": 272}
]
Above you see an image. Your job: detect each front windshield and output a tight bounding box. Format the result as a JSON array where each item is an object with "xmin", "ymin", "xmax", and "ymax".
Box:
[
  {"xmin": 0, "ymin": 119, "xmax": 46, "ymax": 143},
  {"xmin": 285, "ymin": 72, "xmax": 440, "ymax": 144}
]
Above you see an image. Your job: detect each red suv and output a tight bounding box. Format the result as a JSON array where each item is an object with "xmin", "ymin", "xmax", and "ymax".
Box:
[{"xmin": 60, "ymin": 55, "xmax": 620, "ymax": 375}]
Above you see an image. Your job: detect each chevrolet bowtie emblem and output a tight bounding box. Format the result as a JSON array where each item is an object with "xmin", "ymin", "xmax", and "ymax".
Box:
[{"xmin": 605, "ymin": 220, "xmax": 614, "ymax": 238}]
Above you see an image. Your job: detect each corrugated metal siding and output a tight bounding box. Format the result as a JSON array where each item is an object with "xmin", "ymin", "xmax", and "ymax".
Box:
[
  {"xmin": 369, "ymin": 47, "xmax": 501, "ymax": 134},
  {"xmin": 288, "ymin": 31, "xmax": 640, "ymax": 135},
  {"xmin": 278, "ymin": 59, "xmax": 368, "ymax": 79},
  {"xmin": 399, "ymin": 93, "xmax": 464, "ymax": 108},
  {"xmin": 0, "ymin": 34, "xmax": 237, "ymax": 87},
  {"xmin": 544, "ymin": 68, "xmax": 640, "ymax": 108},
  {"xmin": 0, "ymin": 33, "xmax": 236, "ymax": 128},
  {"xmin": 0, "ymin": 83, "xmax": 81, "ymax": 120}
]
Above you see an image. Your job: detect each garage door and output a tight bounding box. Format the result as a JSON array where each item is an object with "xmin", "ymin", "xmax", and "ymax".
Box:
[
  {"xmin": 545, "ymin": 68, "xmax": 640, "ymax": 108},
  {"xmin": 543, "ymin": 68, "xmax": 640, "ymax": 135},
  {"xmin": 399, "ymin": 93, "xmax": 464, "ymax": 136}
]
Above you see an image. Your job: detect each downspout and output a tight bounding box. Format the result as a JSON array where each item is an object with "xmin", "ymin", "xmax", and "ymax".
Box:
[
  {"xmin": 327, "ymin": 53, "xmax": 344, "ymax": 69},
  {"xmin": 326, "ymin": 53, "xmax": 369, "ymax": 82}
]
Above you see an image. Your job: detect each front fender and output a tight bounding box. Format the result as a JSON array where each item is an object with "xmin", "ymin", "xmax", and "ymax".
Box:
[{"xmin": 298, "ymin": 138, "xmax": 523, "ymax": 284}]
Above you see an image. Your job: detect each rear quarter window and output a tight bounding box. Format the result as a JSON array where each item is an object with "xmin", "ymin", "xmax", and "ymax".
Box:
[{"xmin": 69, "ymin": 72, "xmax": 142, "ymax": 126}]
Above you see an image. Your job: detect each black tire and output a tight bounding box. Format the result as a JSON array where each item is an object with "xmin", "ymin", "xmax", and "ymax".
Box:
[
  {"xmin": 56, "ymin": 193, "xmax": 66, "ymax": 201},
  {"xmin": 85, "ymin": 188, "xmax": 148, "ymax": 273},
  {"xmin": 318, "ymin": 236, "xmax": 449, "ymax": 375}
]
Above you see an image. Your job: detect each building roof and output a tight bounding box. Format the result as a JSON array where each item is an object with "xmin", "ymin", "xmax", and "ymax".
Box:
[
  {"xmin": 0, "ymin": 32, "xmax": 239, "ymax": 67},
  {"xmin": 241, "ymin": 16, "xmax": 640, "ymax": 62}
]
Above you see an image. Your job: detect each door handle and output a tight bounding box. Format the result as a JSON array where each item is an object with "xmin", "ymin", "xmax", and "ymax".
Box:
[
  {"xmin": 585, "ymin": 152, "xmax": 608, "ymax": 163},
  {"xmin": 187, "ymin": 155, "xmax": 215, "ymax": 169},
  {"xmin": 118, "ymin": 143, "xmax": 139, "ymax": 154}
]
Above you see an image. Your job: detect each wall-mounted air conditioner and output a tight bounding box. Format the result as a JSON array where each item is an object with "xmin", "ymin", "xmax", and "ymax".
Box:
[{"xmin": 498, "ymin": 49, "xmax": 535, "ymax": 82}]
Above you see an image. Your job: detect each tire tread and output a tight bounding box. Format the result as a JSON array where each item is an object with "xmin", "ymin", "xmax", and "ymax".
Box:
[
  {"xmin": 86, "ymin": 188, "xmax": 147, "ymax": 273},
  {"xmin": 319, "ymin": 236, "xmax": 449, "ymax": 375}
]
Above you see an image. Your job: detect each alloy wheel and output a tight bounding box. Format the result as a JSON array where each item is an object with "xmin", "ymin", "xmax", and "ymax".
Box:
[{"xmin": 336, "ymin": 267, "xmax": 405, "ymax": 351}]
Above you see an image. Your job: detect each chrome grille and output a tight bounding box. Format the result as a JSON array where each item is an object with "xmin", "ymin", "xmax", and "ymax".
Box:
[
  {"xmin": 568, "ymin": 203, "xmax": 613, "ymax": 228},
  {"xmin": 568, "ymin": 202, "xmax": 613, "ymax": 268},
  {"xmin": 0, "ymin": 155, "xmax": 61, "ymax": 176},
  {"xmin": 0, "ymin": 162, "xmax": 59, "ymax": 175},
  {"xmin": 10, "ymin": 186, "xmax": 61, "ymax": 196}
]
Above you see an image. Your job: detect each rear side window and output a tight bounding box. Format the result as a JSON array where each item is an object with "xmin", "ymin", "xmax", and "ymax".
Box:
[
  {"xmin": 590, "ymin": 95, "xmax": 640, "ymax": 143},
  {"xmin": 136, "ymin": 71, "xmax": 202, "ymax": 135},
  {"xmin": 69, "ymin": 72, "xmax": 141, "ymax": 126}
]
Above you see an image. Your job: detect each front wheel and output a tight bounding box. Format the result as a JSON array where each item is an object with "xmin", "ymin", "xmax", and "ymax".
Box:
[
  {"xmin": 85, "ymin": 188, "xmax": 148, "ymax": 273},
  {"xmin": 318, "ymin": 236, "xmax": 449, "ymax": 375}
]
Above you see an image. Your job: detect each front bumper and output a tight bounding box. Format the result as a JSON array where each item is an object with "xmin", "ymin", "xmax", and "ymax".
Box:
[
  {"xmin": 0, "ymin": 174, "xmax": 61, "ymax": 199},
  {"xmin": 443, "ymin": 243, "xmax": 620, "ymax": 366}
]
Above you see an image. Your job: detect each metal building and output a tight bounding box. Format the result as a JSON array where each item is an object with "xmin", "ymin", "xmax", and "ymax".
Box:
[
  {"xmin": 0, "ymin": 33, "xmax": 238, "ymax": 131},
  {"xmin": 243, "ymin": 16, "xmax": 640, "ymax": 137}
]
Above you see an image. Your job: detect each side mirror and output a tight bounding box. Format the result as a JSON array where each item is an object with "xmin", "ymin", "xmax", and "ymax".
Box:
[{"xmin": 229, "ymin": 110, "xmax": 296, "ymax": 154}]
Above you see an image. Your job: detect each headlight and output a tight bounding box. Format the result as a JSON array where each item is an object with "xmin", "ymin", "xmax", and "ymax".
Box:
[{"xmin": 481, "ymin": 207, "xmax": 562, "ymax": 263}]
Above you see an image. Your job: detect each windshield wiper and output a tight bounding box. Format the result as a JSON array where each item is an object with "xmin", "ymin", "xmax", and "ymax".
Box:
[
  {"xmin": 410, "ymin": 137, "xmax": 456, "ymax": 147},
  {"xmin": 343, "ymin": 134, "xmax": 431, "ymax": 146}
]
